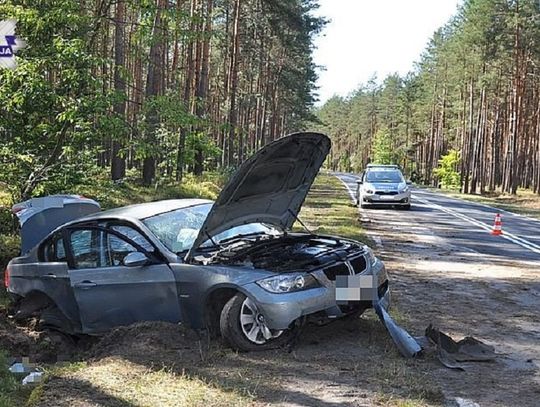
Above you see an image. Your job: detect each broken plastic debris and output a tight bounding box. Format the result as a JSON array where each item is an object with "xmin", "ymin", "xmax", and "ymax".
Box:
[
  {"xmin": 373, "ymin": 301, "xmax": 422, "ymax": 358},
  {"xmin": 371, "ymin": 263, "xmax": 421, "ymax": 358},
  {"xmin": 9, "ymin": 362, "xmax": 28, "ymax": 374},
  {"xmin": 9, "ymin": 359, "xmax": 35, "ymax": 374},
  {"xmin": 424, "ymin": 324, "xmax": 496, "ymax": 370},
  {"xmin": 22, "ymin": 371, "xmax": 44, "ymax": 385},
  {"xmin": 453, "ymin": 397, "xmax": 481, "ymax": 407}
]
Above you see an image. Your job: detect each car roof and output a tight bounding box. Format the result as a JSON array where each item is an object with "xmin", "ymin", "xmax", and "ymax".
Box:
[
  {"xmin": 76, "ymin": 198, "xmax": 213, "ymax": 222},
  {"xmin": 366, "ymin": 164, "xmax": 399, "ymax": 169},
  {"xmin": 366, "ymin": 167, "xmax": 402, "ymax": 172}
]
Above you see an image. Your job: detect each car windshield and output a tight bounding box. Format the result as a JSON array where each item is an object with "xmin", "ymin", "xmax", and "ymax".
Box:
[
  {"xmin": 143, "ymin": 203, "xmax": 281, "ymax": 253},
  {"xmin": 365, "ymin": 170, "xmax": 404, "ymax": 183}
]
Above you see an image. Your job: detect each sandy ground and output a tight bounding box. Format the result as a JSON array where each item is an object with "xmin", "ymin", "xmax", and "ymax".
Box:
[{"xmin": 361, "ymin": 206, "xmax": 540, "ymax": 406}]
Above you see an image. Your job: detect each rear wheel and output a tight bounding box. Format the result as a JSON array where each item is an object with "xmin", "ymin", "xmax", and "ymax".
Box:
[
  {"xmin": 220, "ymin": 293, "xmax": 296, "ymax": 351},
  {"xmin": 401, "ymin": 204, "xmax": 411, "ymax": 210},
  {"xmin": 39, "ymin": 305, "xmax": 78, "ymax": 360},
  {"xmin": 39, "ymin": 305, "xmax": 73, "ymax": 334}
]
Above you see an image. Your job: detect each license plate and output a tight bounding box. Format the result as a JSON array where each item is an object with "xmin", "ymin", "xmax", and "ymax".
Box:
[{"xmin": 379, "ymin": 195, "xmax": 395, "ymax": 201}]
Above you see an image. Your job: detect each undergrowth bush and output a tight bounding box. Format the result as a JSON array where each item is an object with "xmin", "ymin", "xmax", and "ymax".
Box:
[
  {"xmin": 434, "ymin": 150, "xmax": 461, "ymax": 188},
  {"xmin": 0, "ymin": 234, "xmax": 20, "ymax": 269},
  {"xmin": 0, "ymin": 351, "xmax": 18, "ymax": 407}
]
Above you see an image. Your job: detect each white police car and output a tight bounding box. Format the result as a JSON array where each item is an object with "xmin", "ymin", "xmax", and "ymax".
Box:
[{"xmin": 356, "ymin": 165, "xmax": 412, "ymax": 209}]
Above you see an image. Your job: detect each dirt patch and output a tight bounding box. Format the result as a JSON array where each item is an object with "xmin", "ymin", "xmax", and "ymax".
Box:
[
  {"xmin": 0, "ymin": 310, "xmax": 63, "ymax": 363},
  {"xmin": 87, "ymin": 321, "xmax": 204, "ymax": 366}
]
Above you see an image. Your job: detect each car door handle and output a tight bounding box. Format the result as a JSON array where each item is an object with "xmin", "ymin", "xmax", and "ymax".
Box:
[
  {"xmin": 42, "ymin": 274, "xmax": 57, "ymax": 279},
  {"xmin": 74, "ymin": 281, "xmax": 97, "ymax": 289}
]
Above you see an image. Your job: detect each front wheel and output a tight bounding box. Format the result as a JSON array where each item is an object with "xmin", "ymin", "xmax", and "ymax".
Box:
[{"xmin": 220, "ymin": 293, "xmax": 296, "ymax": 351}]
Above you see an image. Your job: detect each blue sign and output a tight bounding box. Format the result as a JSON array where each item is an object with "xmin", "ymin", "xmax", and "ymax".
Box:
[{"xmin": 0, "ymin": 20, "xmax": 26, "ymax": 69}]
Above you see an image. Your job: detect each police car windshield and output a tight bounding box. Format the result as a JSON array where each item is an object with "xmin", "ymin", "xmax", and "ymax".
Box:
[{"xmin": 366, "ymin": 170, "xmax": 403, "ymax": 183}]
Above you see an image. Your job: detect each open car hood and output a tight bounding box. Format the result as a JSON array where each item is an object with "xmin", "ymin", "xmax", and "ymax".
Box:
[{"xmin": 187, "ymin": 132, "xmax": 331, "ymax": 259}]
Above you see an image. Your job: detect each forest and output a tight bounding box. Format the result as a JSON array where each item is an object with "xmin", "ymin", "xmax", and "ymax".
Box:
[
  {"xmin": 1, "ymin": 0, "xmax": 539, "ymax": 208},
  {"xmin": 317, "ymin": 0, "xmax": 540, "ymax": 195},
  {"xmin": 0, "ymin": 0, "xmax": 324, "ymax": 203}
]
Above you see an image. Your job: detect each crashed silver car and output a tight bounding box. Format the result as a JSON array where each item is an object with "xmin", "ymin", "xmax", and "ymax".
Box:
[{"xmin": 5, "ymin": 132, "xmax": 390, "ymax": 351}]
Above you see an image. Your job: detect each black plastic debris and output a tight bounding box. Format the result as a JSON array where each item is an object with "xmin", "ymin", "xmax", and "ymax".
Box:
[{"xmin": 423, "ymin": 324, "xmax": 497, "ymax": 370}]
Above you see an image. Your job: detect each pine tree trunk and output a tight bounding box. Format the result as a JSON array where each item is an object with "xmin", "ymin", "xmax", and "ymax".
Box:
[{"xmin": 111, "ymin": 0, "xmax": 126, "ymax": 181}]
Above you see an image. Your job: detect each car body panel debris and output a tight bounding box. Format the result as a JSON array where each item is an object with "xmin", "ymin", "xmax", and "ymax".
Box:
[
  {"xmin": 423, "ymin": 324, "xmax": 497, "ymax": 370},
  {"xmin": 371, "ymin": 268, "xmax": 422, "ymax": 359}
]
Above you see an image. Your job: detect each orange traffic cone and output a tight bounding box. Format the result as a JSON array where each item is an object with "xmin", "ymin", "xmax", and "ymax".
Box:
[{"xmin": 491, "ymin": 213, "xmax": 503, "ymax": 235}]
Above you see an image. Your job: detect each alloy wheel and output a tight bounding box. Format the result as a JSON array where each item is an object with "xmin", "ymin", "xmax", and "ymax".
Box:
[{"xmin": 239, "ymin": 297, "xmax": 283, "ymax": 344}]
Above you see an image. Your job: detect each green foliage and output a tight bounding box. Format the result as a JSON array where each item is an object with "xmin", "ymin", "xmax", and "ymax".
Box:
[
  {"xmin": 0, "ymin": 1, "xmax": 116, "ymax": 201},
  {"xmin": 0, "ymin": 350, "xmax": 18, "ymax": 407},
  {"xmin": 0, "ymin": 208, "xmax": 16, "ymax": 236},
  {"xmin": 63, "ymin": 172, "xmax": 219, "ymax": 211},
  {"xmin": 434, "ymin": 150, "xmax": 461, "ymax": 188},
  {"xmin": 0, "ymin": 234, "xmax": 20, "ymax": 269},
  {"xmin": 184, "ymin": 132, "xmax": 221, "ymax": 171},
  {"xmin": 371, "ymin": 127, "xmax": 399, "ymax": 165}
]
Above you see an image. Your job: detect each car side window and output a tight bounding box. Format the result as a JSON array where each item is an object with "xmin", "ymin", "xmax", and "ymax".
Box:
[
  {"xmin": 70, "ymin": 229, "xmax": 100, "ymax": 269},
  {"xmin": 43, "ymin": 233, "xmax": 67, "ymax": 262},
  {"xmin": 103, "ymin": 225, "xmax": 154, "ymax": 267},
  {"xmin": 67, "ymin": 225, "xmax": 155, "ymax": 269},
  {"xmin": 110, "ymin": 225, "xmax": 154, "ymax": 252}
]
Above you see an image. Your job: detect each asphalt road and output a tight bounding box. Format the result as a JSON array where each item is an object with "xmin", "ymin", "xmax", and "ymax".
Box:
[{"xmin": 334, "ymin": 172, "xmax": 540, "ymax": 263}]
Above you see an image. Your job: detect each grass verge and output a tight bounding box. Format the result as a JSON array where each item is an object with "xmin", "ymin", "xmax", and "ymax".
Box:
[{"xmin": 296, "ymin": 173, "xmax": 369, "ymax": 244}]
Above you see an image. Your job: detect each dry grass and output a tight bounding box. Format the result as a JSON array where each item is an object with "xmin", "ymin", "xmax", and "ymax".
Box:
[
  {"xmin": 36, "ymin": 357, "xmax": 251, "ymax": 407},
  {"xmin": 295, "ymin": 173, "xmax": 369, "ymax": 245}
]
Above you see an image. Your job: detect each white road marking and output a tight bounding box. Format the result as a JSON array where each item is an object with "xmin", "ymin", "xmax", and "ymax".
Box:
[
  {"xmin": 333, "ymin": 174, "xmax": 384, "ymax": 248},
  {"xmin": 416, "ymin": 188, "xmax": 540, "ymax": 225},
  {"xmin": 335, "ymin": 174, "xmax": 357, "ymax": 202},
  {"xmin": 415, "ymin": 196, "xmax": 540, "ymax": 256}
]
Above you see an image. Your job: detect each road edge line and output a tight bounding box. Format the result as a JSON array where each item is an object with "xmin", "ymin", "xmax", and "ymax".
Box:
[{"xmin": 416, "ymin": 196, "xmax": 540, "ymax": 255}]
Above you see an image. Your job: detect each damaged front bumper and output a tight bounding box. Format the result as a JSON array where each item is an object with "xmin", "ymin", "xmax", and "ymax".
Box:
[{"xmin": 241, "ymin": 260, "xmax": 390, "ymax": 331}]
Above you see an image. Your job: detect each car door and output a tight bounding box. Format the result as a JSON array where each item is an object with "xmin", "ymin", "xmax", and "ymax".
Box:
[{"xmin": 66, "ymin": 223, "xmax": 182, "ymax": 333}]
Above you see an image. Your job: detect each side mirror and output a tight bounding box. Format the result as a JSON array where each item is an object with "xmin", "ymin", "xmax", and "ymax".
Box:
[
  {"xmin": 123, "ymin": 252, "xmax": 149, "ymax": 267},
  {"xmin": 406, "ymin": 180, "xmax": 412, "ymax": 185}
]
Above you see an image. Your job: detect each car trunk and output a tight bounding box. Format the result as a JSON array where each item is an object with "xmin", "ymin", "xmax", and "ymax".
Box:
[{"xmin": 12, "ymin": 195, "xmax": 100, "ymax": 254}]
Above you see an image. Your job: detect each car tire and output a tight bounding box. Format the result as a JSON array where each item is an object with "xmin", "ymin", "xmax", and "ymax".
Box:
[
  {"xmin": 39, "ymin": 305, "xmax": 73, "ymax": 334},
  {"xmin": 220, "ymin": 293, "xmax": 296, "ymax": 351},
  {"xmin": 402, "ymin": 204, "xmax": 411, "ymax": 210}
]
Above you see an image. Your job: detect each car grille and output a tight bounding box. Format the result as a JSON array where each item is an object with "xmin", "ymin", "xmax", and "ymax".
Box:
[
  {"xmin": 323, "ymin": 263, "xmax": 349, "ymax": 280},
  {"xmin": 348, "ymin": 255, "xmax": 367, "ymax": 273},
  {"xmin": 375, "ymin": 190, "xmax": 398, "ymax": 195},
  {"xmin": 322, "ymin": 255, "xmax": 367, "ymax": 280}
]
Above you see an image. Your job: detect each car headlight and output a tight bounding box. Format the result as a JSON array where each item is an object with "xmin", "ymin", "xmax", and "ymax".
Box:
[
  {"xmin": 256, "ymin": 273, "xmax": 320, "ymax": 293},
  {"xmin": 363, "ymin": 183, "xmax": 375, "ymax": 194},
  {"xmin": 398, "ymin": 182, "xmax": 409, "ymax": 193},
  {"xmin": 363, "ymin": 245, "xmax": 377, "ymax": 266}
]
